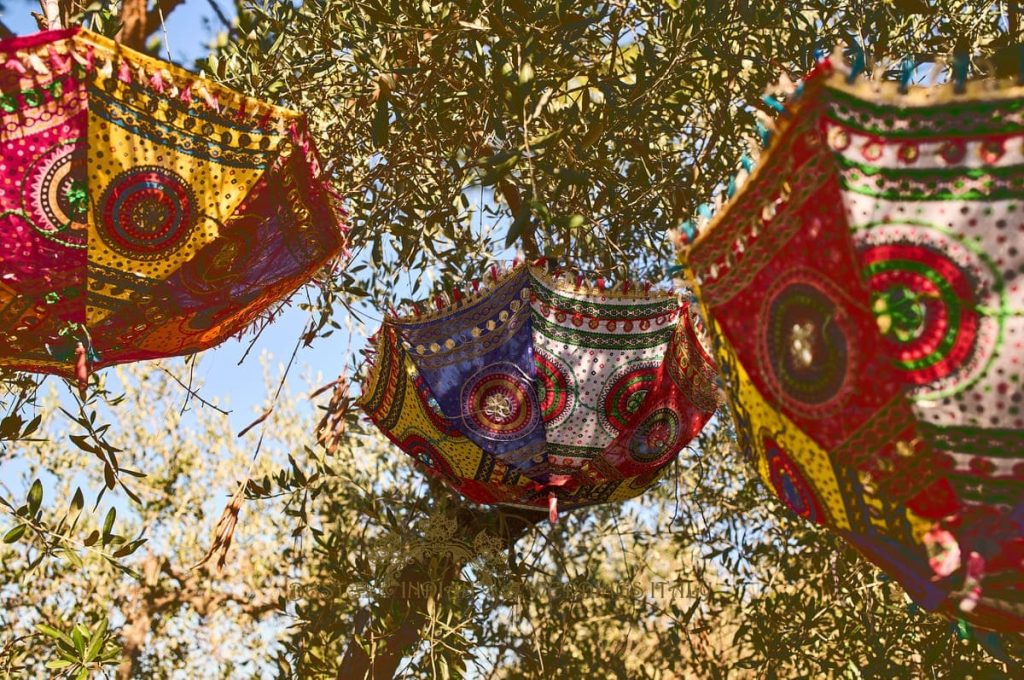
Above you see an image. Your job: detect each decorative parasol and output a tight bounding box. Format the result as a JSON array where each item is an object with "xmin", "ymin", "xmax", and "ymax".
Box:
[
  {"xmin": 680, "ymin": 55, "xmax": 1023, "ymax": 632},
  {"xmin": 356, "ymin": 263, "xmax": 719, "ymax": 518},
  {"xmin": 0, "ymin": 28, "xmax": 346, "ymax": 392}
]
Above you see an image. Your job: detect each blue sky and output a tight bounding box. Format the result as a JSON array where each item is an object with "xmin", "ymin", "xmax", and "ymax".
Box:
[
  {"xmin": 0, "ymin": 1, "xmax": 360, "ymax": 432},
  {"xmin": 3, "ymin": 0, "xmax": 227, "ymax": 63},
  {"xmin": 0, "ymin": 11, "xmax": 737, "ymax": 675}
]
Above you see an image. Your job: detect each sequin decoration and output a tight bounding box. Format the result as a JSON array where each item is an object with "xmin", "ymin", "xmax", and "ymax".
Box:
[
  {"xmin": 0, "ymin": 28, "xmax": 346, "ymax": 380},
  {"xmin": 682, "ymin": 59, "xmax": 1023, "ymax": 633},
  {"xmin": 356, "ymin": 264, "xmax": 720, "ymax": 512}
]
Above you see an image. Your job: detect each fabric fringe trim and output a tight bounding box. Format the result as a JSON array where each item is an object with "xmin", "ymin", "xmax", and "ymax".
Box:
[
  {"xmin": 352, "ymin": 326, "xmax": 391, "ymax": 411},
  {"xmin": 0, "ymin": 27, "xmax": 301, "ymax": 135},
  {"xmin": 386, "ymin": 260, "xmax": 676, "ymax": 326},
  {"xmin": 673, "ymin": 43, "xmax": 1024, "ymax": 255},
  {"xmin": 387, "ymin": 261, "xmax": 526, "ymax": 325},
  {"xmin": 531, "ymin": 264, "xmax": 675, "ymax": 302}
]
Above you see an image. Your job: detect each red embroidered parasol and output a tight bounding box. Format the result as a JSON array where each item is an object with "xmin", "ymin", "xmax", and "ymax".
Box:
[{"xmin": 0, "ymin": 28, "xmax": 346, "ymax": 393}]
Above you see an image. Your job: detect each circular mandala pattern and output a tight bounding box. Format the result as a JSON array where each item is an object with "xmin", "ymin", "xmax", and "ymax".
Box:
[
  {"xmin": 857, "ymin": 223, "xmax": 999, "ymax": 398},
  {"xmin": 534, "ymin": 348, "xmax": 575, "ymax": 427},
  {"xmin": 763, "ymin": 436, "xmax": 826, "ymax": 525},
  {"xmin": 600, "ymin": 361, "xmax": 659, "ymax": 435},
  {"xmin": 629, "ymin": 407, "xmax": 683, "ymax": 464},
  {"xmin": 759, "ymin": 275, "xmax": 852, "ymax": 414},
  {"xmin": 938, "ymin": 140, "xmax": 966, "ymax": 164},
  {"xmin": 23, "ymin": 139, "xmax": 88, "ymax": 248},
  {"xmin": 861, "ymin": 140, "xmax": 883, "ymax": 161},
  {"xmin": 98, "ymin": 165, "xmax": 197, "ymax": 260},
  {"xmin": 461, "ymin": 363, "xmax": 539, "ymax": 441},
  {"xmin": 828, "ymin": 125, "xmax": 850, "ymax": 151}
]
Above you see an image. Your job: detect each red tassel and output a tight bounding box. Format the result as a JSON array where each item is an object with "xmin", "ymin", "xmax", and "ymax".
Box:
[
  {"xmin": 623, "ymin": 280, "xmax": 631, "ymax": 294},
  {"xmin": 548, "ymin": 494, "xmax": 558, "ymax": 525},
  {"xmin": 452, "ymin": 288, "xmax": 462, "ymax": 303},
  {"xmin": 533, "ymin": 256, "xmax": 547, "ymax": 268},
  {"xmin": 472, "ymin": 279, "xmax": 480, "ymax": 293},
  {"xmin": 180, "ymin": 84, "xmax": 193, "ymax": 103},
  {"xmin": 47, "ymin": 45, "xmax": 71, "ymax": 73},
  {"xmin": 597, "ymin": 277, "xmax": 605, "ymax": 291},
  {"xmin": 149, "ymin": 70, "xmax": 165, "ymax": 92},
  {"xmin": 117, "ymin": 61, "xmax": 132, "ymax": 83},
  {"xmin": 5, "ymin": 58, "xmax": 26, "ymax": 74},
  {"xmin": 435, "ymin": 295, "xmax": 444, "ymax": 311},
  {"xmin": 74, "ymin": 342, "xmax": 89, "ymax": 400},
  {"xmin": 490, "ymin": 265, "xmax": 499, "ymax": 283},
  {"xmin": 200, "ymin": 88, "xmax": 218, "ymax": 111}
]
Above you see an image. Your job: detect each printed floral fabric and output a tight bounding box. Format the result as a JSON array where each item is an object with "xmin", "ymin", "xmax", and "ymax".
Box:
[
  {"xmin": 683, "ymin": 62, "xmax": 1023, "ymax": 632},
  {"xmin": 0, "ymin": 28, "xmax": 345, "ymax": 377},
  {"xmin": 357, "ymin": 264, "xmax": 719, "ymax": 511}
]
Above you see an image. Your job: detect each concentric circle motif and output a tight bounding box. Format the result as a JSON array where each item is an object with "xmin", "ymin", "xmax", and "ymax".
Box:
[
  {"xmin": 856, "ymin": 223, "xmax": 999, "ymax": 399},
  {"xmin": 938, "ymin": 140, "xmax": 966, "ymax": 164},
  {"xmin": 98, "ymin": 165, "xmax": 197, "ymax": 260},
  {"xmin": 978, "ymin": 139, "xmax": 1005, "ymax": 164},
  {"xmin": 461, "ymin": 362, "xmax": 539, "ymax": 442},
  {"xmin": 897, "ymin": 143, "xmax": 919, "ymax": 164},
  {"xmin": 600, "ymin": 361, "xmax": 659, "ymax": 435},
  {"xmin": 763, "ymin": 436, "xmax": 826, "ymax": 525},
  {"xmin": 629, "ymin": 407, "xmax": 683, "ymax": 464},
  {"xmin": 534, "ymin": 348, "xmax": 575, "ymax": 427},
  {"xmin": 23, "ymin": 139, "xmax": 88, "ymax": 248},
  {"xmin": 759, "ymin": 275, "xmax": 852, "ymax": 415},
  {"xmin": 827, "ymin": 125, "xmax": 850, "ymax": 151}
]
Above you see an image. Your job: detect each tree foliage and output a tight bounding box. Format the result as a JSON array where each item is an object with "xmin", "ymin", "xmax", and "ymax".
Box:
[{"xmin": 1, "ymin": 0, "xmax": 1023, "ymax": 678}]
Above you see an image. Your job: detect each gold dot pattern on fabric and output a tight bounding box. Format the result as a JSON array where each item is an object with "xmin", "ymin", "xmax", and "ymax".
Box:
[
  {"xmin": 85, "ymin": 111, "xmax": 269, "ymax": 279},
  {"xmin": 605, "ymin": 464, "xmax": 673, "ymax": 503},
  {"xmin": 396, "ymin": 359, "xmax": 483, "ymax": 479},
  {"xmin": 83, "ymin": 92, "xmax": 278, "ymax": 330},
  {"xmin": 0, "ymin": 28, "xmax": 346, "ymax": 378}
]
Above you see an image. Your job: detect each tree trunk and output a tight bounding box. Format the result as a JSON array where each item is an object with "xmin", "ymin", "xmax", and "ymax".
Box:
[
  {"xmin": 118, "ymin": 0, "xmax": 149, "ymax": 50},
  {"xmin": 338, "ymin": 507, "xmax": 544, "ymax": 679},
  {"xmin": 117, "ymin": 0, "xmax": 189, "ymax": 51}
]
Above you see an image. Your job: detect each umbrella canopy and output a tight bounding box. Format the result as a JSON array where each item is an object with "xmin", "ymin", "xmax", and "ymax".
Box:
[
  {"xmin": 0, "ymin": 28, "xmax": 345, "ymax": 386},
  {"xmin": 357, "ymin": 264, "xmax": 719, "ymax": 513},
  {"xmin": 681, "ymin": 57, "xmax": 1023, "ymax": 632}
]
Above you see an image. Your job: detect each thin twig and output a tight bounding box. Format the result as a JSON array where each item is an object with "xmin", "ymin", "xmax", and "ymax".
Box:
[
  {"xmin": 236, "ymin": 408, "xmax": 272, "ymax": 438},
  {"xmin": 155, "ymin": 364, "xmax": 231, "ymax": 416},
  {"xmin": 204, "ymin": 0, "xmax": 234, "ymax": 33}
]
